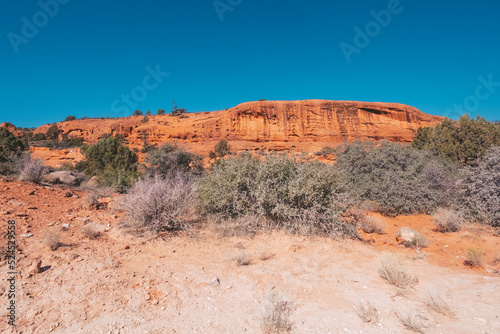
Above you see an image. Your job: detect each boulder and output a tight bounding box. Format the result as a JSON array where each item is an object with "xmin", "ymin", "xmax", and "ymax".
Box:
[{"xmin": 42, "ymin": 171, "xmax": 82, "ymax": 186}]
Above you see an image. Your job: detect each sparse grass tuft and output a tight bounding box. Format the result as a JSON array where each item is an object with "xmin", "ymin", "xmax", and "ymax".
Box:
[
  {"xmin": 404, "ymin": 232, "xmax": 429, "ymax": 249},
  {"xmin": 424, "ymin": 292, "xmax": 454, "ymax": 317},
  {"xmin": 43, "ymin": 230, "xmax": 60, "ymax": 251},
  {"xmin": 19, "ymin": 156, "xmax": 45, "ymax": 184},
  {"xmin": 465, "ymin": 247, "xmax": 484, "ymax": 267},
  {"xmin": 81, "ymin": 222, "xmax": 101, "ymax": 239},
  {"xmin": 359, "ymin": 215, "xmax": 385, "ymax": 234},
  {"xmin": 397, "ymin": 311, "xmax": 428, "ymax": 333},
  {"xmin": 433, "ymin": 208, "xmax": 465, "ymax": 232},
  {"xmin": 378, "ymin": 253, "xmax": 418, "ymax": 289},
  {"xmin": 354, "ymin": 301, "xmax": 379, "ymax": 323},
  {"xmin": 261, "ymin": 291, "xmax": 294, "ymax": 333},
  {"xmin": 234, "ymin": 252, "xmax": 251, "ymax": 266},
  {"xmin": 257, "ymin": 245, "xmax": 274, "ymax": 261}
]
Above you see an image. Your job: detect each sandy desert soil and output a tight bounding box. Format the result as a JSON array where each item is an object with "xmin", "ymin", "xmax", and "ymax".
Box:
[{"xmin": 1, "ymin": 177, "xmax": 499, "ymax": 334}]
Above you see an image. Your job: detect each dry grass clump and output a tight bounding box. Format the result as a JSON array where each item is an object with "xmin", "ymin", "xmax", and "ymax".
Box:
[
  {"xmin": 405, "ymin": 232, "xmax": 429, "ymax": 249},
  {"xmin": 359, "ymin": 215, "xmax": 385, "ymax": 234},
  {"xmin": 378, "ymin": 253, "xmax": 418, "ymax": 289},
  {"xmin": 43, "ymin": 230, "xmax": 60, "ymax": 251},
  {"xmin": 81, "ymin": 222, "xmax": 102, "ymax": 239},
  {"xmin": 433, "ymin": 208, "xmax": 465, "ymax": 232},
  {"xmin": 234, "ymin": 252, "xmax": 251, "ymax": 266},
  {"xmin": 465, "ymin": 247, "xmax": 484, "ymax": 267},
  {"xmin": 354, "ymin": 301, "xmax": 379, "ymax": 323},
  {"xmin": 424, "ymin": 292, "xmax": 454, "ymax": 317},
  {"xmin": 397, "ymin": 311, "xmax": 428, "ymax": 333},
  {"xmin": 261, "ymin": 291, "xmax": 294, "ymax": 333},
  {"xmin": 19, "ymin": 156, "xmax": 45, "ymax": 184},
  {"xmin": 208, "ymin": 214, "xmax": 269, "ymax": 237},
  {"xmin": 257, "ymin": 244, "xmax": 274, "ymax": 261}
]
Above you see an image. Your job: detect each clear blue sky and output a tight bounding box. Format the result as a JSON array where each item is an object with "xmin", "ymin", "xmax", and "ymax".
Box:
[{"xmin": 1, "ymin": 0, "xmax": 499, "ymax": 128}]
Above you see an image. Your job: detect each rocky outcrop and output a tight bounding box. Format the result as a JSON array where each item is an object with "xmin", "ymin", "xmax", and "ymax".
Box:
[{"xmin": 27, "ymin": 100, "xmax": 443, "ymax": 157}]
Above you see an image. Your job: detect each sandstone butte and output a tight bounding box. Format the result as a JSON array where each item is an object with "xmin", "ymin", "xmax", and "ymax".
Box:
[{"xmin": 3, "ymin": 100, "xmax": 444, "ymax": 167}]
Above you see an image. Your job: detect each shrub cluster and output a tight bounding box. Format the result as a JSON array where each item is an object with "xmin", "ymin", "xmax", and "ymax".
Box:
[
  {"xmin": 459, "ymin": 146, "xmax": 500, "ymax": 227},
  {"xmin": 198, "ymin": 154, "xmax": 358, "ymax": 238},
  {"xmin": 335, "ymin": 140, "xmax": 457, "ymax": 216},
  {"xmin": 145, "ymin": 143, "xmax": 204, "ymax": 177},
  {"xmin": 413, "ymin": 115, "xmax": 500, "ymax": 166},
  {"xmin": 0, "ymin": 127, "xmax": 26, "ymax": 175}
]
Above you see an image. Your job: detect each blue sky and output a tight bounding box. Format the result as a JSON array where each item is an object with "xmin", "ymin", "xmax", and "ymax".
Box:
[{"xmin": 1, "ymin": 0, "xmax": 499, "ymax": 128}]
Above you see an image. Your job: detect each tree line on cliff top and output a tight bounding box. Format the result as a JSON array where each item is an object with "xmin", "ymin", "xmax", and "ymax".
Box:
[{"xmin": 1, "ymin": 115, "xmax": 499, "ymax": 235}]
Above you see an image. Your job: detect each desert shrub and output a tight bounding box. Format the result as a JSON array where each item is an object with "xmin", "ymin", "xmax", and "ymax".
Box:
[
  {"xmin": 261, "ymin": 292, "xmax": 294, "ymax": 334},
  {"xmin": 413, "ymin": 115, "xmax": 500, "ymax": 166},
  {"xmin": 64, "ymin": 115, "xmax": 76, "ymax": 121},
  {"xmin": 81, "ymin": 222, "xmax": 101, "ymax": 239},
  {"xmin": 19, "ymin": 156, "xmax": 45, "ymax": 184},
  {"xmin": 133, "ymin": 110, "xmax": 143, "ymax": 116},
  {"xmin": 123, "ymin": 174, "xmax": 197, "ymax": 232},
  {"xmin": 378, "ymin": 252, "xmax": 418, "ymax": 288},
  {"xmin": 141, "ymin": 116, "xmax": 149, "ymax": 123},
  {"xmin": 46, "ymin": 124, "xmax": 62, "ymax": 140},
  {"xmin": 44, "ymin": 230, "xmax": 60, "ymax": 251},
  {"xmin": 207, "ymin": 214, "xmax": 269, "ymax": 237},
  {"xmin": 459, "ymin": 146, "xmax": 500, "ymax": 227},
  {"xmin": 404, "ymin": 232, "xmax": 429, "ymax": 249},
  {"xmin": 157, "ymin": 109, "xmax": 165, "ymax": 115},
  {"xmin": 146, "ymin": 110, "xmax": 151, "ymax": 116},
  {"xmin": 359, "ymin": 215, "xmax": 385, "ymax": 234},
  {"xmin": 397, "ymin": 311, "xmax": 428, "ymax": 333},
  {"xmin": 354, "ymin": 301, "xmax": 379, "ymax": 323},
  {"xmin": 208, "ymin": 151, "xmax": 217, "ymax": 159},
  {"xmin": 199, "ymin": 154, "xmax": 357, "ymax": 238},
  {"xmin": 433, "ymin": 208, "xmax": 465, "ymax": 232},
  {"xmin": 336, "ymin": 140, "xmax": 456, "ymax": 216},
  {"xmin": 214, "ymin": 139, "xmax": 231, "ymax": 158},
  {"xmin": 81, "ymin": 136, "xmax": 138, "ymax": 191},
  {"xmin": 465, "ymin": 247, "xmax": 484, "ymax": 267},
  {"xmin": 234, "ymin": 252, "xmax": 251, "ymax": 266},
  {"xmin": 145, "ymin": 142, "xmax": 204, "ymax": 177},
  {"xmin": 424, "ymin": 292, "xmax": 454, "ymax": 316},
  {"xmin": 0, "ymin": 127, "xmax": 25, "ymax": 163}
]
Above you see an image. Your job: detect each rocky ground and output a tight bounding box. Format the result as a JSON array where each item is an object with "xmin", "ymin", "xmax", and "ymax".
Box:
[{"xmin": 1, "ymin": 177, "xmax": 499, "ymax": 333}]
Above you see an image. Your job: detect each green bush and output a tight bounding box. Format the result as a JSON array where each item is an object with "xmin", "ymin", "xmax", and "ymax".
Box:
[
  {"xmin": 133, "ymin": 110, "xmax": 143, "ymax": 116},
  {"xmin": 46, "ymin": 124, "xmax": 62, "ymax": 140},
  {"xmin": 198, "ymin": 154, "xmax": 357, "ymax": 238},
  {"xmin": 214, "ymin": 140, "xmax": 231, "ymax": 158},
  {"xmin": 145, "ymin": 142, "xmax": 204, "ymax": 177},
  {"xmin": 413, "ymin": 115, "xmax": 500, "ymax": 166},
  {"xmin": 336, "ymin": 140, "xmax": 456, "ymax": 216},
  {"xmin": 0, "ymin": 127, "xmax": 25, "ymax": 163},
  {"xmin": 65, "ymin": 115, "xmax": 76, "ymax": 122},
  {"xmin": 141, "ymin": 116, "xmax": 149, "ymax": 123},
  {"xmin": 81, "ymin": 136, "xmax": 138, "ymax": 191},
  {"xmin": 157, "ymin": 109, "xmax": 165, "ymax": 115},
  {"xmin": 459, "ymin": 146, "xmax": 500, "ymax": 227},
  {"xmin": 146, "ymin": 110, "xmax": 152, "ymax": 116}
]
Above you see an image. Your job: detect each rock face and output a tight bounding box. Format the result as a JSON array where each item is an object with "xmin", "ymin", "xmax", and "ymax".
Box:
[{"xmin": 27, "ymin": 100, "xmax": 443, "ymax": 157}]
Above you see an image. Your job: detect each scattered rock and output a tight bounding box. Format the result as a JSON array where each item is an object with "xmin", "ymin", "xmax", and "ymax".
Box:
[
  {"xmin": 396, "ymin": 227, "xmax": 419, "ymax": 243},
  {"xmin": 87, "ymin": 176, "xmax": 99, "ymax": 187},
  {"xmin": 42, "ymin": 171, "xmax": 83, "ymax": 186},
  {"xmin": 62, "ymin": 223, "xmax": 70, "ymax": 230},
  {"xmin": 20, "ymin": 233, "xmax": 33, "ymax": 238},
  {"xmin": 209, "ymin": 277, "xmax": 220, "ymax": 286},
  {"xmin": 28, "ymin": 260, "xmax": 42, "ymax": 275},
  {"xmin": 64, "ymin": 191, "xmax": 73, "ymax": 197}
]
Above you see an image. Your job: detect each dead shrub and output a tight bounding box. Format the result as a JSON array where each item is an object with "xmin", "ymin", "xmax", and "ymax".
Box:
[
  {"xmin": 360, "ymin": 215, "xmax": 385, "ymax": 234},
  {"xmin": 397, "ymin": 311, "xmax": 428, "ymax": 333},
  {"xmin": 19, "ymin": 156, "xmax": 45, "ymax": 184},
  {"xmin": 81, "ymin": 222, "xmax": 101, "ymax": 239},
  {"xmin": 354, "ymin": 301, "xmax": 379, "ymax": 323},
  {"xmin": 257, "ymin": 245, "xmax": 274, "ymax": 261},
  {"xmin": 424, "ymin": 292, "xmax": 454, "ymax": 317},
  {"xmin": 208, "ymin": 214, "xmax": 269, "ymax": 237},
  {"xmin": 123, "ymin": 174, "xmax": 197, "ymax": 232},
  {"xmin": 378, "ymin": 253, "xmax": 418, "ymax": 289},
  {"xmin": 261, "ymin": 291, "xmax": 294, "ymax": 333},
  {"xmin": 43, "ymin": 230, "xmax": 60, "ymax": 251},
  {"xmin": 404, "ymin": 232, "xmax": 429, "ymax": 249},
  {"xmin": 234, "ymin": 252, "xmax": 251, "ymax": 266},
  {"xmin": 465, "ymin": 247, "xmax": 484, "ymax": 267},
  {"xmin": 433, "ymin": 208, "xmax": 465, "ymax": 232}
]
